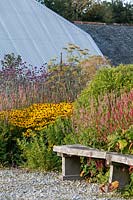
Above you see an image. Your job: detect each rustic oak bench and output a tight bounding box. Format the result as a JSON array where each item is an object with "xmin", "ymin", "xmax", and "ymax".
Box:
[{"xmin": 53, "ymin": 144, "xmax": 133, "ymax": 189}]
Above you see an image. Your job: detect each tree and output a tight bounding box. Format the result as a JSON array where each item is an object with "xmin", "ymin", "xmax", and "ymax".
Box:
[
  {"xmin": 36, "ymin": 0, "xmax": 133, "ymax": 23},
  {"xmin": 110, "ymin": 0, "xmax": 133, "ymax": 23},
  {"xmin": 37, "ymin": 0, "xmax": 66, "ymax": 17},
  {"xmin": 82, "ymin": 0, "xmax": 133, "ymax": 23},
  {"xmin": 36, "ymin": 0, "xmax": 93, "ymax": 21},
  {"xmin": 70, "ymin": 0, "xmax": 92, "ymax": 20},
  {"xmin": 83, "ymin": 2, "xmax": 106, "ymax": 22}
]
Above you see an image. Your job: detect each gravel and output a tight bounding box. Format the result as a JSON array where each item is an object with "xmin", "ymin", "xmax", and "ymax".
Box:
[{"xmin": 0, "ymin": 169, "xmax": 130, "ymax": 200}]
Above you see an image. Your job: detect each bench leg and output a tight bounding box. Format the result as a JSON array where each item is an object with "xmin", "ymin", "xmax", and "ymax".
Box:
[
  {"xmin": 109, "ymin": 162, "xmax": 129, "ymax": 189},
  {"xmin": 62, "ymin": 155, "xmax": 81, "ymax": 180}
]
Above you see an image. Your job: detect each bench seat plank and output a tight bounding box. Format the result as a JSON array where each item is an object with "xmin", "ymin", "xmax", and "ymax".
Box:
[
  {"xmin": 53, "ymin": 144, "xmax": 106, "ymax": 159},
  {"xmin": 106, "ymin": 152, "xmax": 133, "ymax": 166}
]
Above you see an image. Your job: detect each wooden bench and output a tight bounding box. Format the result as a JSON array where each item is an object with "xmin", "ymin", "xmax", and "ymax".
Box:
[{"xmin": 53, "ymin": 144, "xmax": 133, "ymax": 189}]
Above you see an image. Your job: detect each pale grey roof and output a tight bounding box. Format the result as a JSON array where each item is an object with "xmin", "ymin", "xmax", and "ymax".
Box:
[{"xmin": 0, "ymin": 0, "xmax": 103, "ymax": 67}]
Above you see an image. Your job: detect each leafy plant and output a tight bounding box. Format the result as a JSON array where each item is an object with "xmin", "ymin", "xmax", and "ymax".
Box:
[
  {"xmin": 122, "ymin": 173, "xmax": 133, "ymax": 197},
  {"xmin": 76, "ymin": 64, "xmax": 133, "ymax": 108},
  {"xmin": 17, "ymin": 117, "xmax": 73, "ymax": 170},
  {"xmin": 17, "ymin": 134, "xmax": 61, "ymax": 171},
  {"xmin": 107, "ymin": 126, "xmax": 133, "ymax": 154},
  {"xmin": 0, "ymin": 122, "xmax": 23, "ymax": 166},
  {"xmin": 81, "ymin": 157, "xmax": 109, "ymax": 184}
]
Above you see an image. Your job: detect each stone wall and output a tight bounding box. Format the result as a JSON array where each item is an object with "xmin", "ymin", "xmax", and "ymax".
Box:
[{"xmin": 75, "ymin": 22, "xmax": 133, "ymax": 66}]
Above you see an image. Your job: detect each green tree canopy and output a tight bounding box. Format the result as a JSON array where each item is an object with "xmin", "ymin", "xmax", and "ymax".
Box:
[{"xmin": 37, "ymin": 0, "xmax": 133, "ymax": 23}]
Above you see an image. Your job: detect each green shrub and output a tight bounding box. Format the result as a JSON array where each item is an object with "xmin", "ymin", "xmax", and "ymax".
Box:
[
  {"xmin": 17, "ymin": 134, "xmax": 61, "ymax": 171},
  {"xmin": 0, "ymin": 122, "xmax": 24, "ymax": 166},
  {"xmin": 76, "ymin": 64, "xmax": 133, "ymax": 108},
  {"xmin": 17, "ymin": 117, "xmax": 73, "ymax": 171},
  {"xmin": 81, "ymin": 158, "xmax": 109, "ymax": 184},
  {"xmin": 0, "ymin": 114, "xmax": 74, "ymax": 170}
]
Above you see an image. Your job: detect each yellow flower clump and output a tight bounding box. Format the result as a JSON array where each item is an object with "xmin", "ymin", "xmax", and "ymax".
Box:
[
  {"xmin": 0, "ymin": 103, "xmax": 73, "ymax": 130},
  {"xmin": 22, "ymin": 129, "xmax": 36, "ymax": 137}
]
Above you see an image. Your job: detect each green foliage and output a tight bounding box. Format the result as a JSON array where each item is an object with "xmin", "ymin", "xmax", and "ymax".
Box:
[
  {"xmin": 107, "ymin": 126, "xmax": 133, "ymax": 154},
  {"xmin": 38, "ymin": 0, "xmax": 92, "ymax": 21},
  {"xmin": 81, "ymin": 158, "xmax": 109, "ymax": 184},
  {"xmin": 37, "ymin": 0, "xmax": 133, "ymax": 24},
  {"xmin": 121, "ymin": 172, "xmax": 133, "ymax": 198},
  {"xmin": 109, "ymin": 0, "xmax": 133, "ymax": 24},
  {"xmin": 76, "ymin": 64, "xmax": 133, "ymax": 108},
  {"xmin": 17, "ymin": 117, "xmax": 73, "ymax": 170},
  {"xmin": 17, "ymin": 135, "xmax": 61, "ymax": 171},
  {"xmin": 41, "ymin": 117, "xmax": 73, "ymax": 146},
  {"xmin": 1, "ymin": 53, "xmax": 22, "ymax": 70},
  {"xmin": 83, "ymin": 0, "xmax": 133, "ymax": 24},
  {"xmin": 0, "ymin": 122, "xmax": 23, "ymax": 166}
]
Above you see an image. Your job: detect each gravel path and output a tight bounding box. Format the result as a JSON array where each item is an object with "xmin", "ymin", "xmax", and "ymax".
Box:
[{"xmin": 0, "ymin": 169, "xmax": 130, "ymax": 200}]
